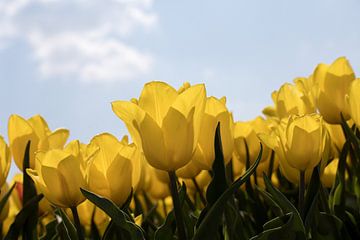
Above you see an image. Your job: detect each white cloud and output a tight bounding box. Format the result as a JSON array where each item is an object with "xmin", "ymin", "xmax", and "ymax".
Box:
[{"xmin": 0, "ymin": 0, "xmax": 157, "ymax": 82}]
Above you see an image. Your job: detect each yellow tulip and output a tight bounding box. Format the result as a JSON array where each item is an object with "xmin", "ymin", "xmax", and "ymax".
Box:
[
  {"xmin": 273, "ymin": 83, "xmax": 315, "ymax": 119},
  {"xmin": 112, "ymin": 81, "xmax": 206, "ymax": 171},
  {"xmin": 86, "ymin": 133, "xmax": 137, "ymax": 207},
  {"xmin": 321, "ymin": 159, "xmax": 339, "ymax": 188},
  {"xmin": 26, "ymin": 140, "xmax": 90, "ymax": 208},
  {"xmin": 191, "ymin": 96, "xmax": 234, "ymax": 170},
  {"xmin": 234, "ymin": 117, "xmax": 277, "ymax": 174},
  {"xmin": 259, "ymin": 115, "xmax": 330, "ymax": 182},
  {"xmin": 325, "ymin": 123, "xmax": 346, "ymax": 157},
  {"xmin": 66, "ymin": 200, "xmax": 109, "ymax": 235},
  {"xmin": 176, "ymin": 157, "xmax": 202, "ymax": 179},
  {"xmin": 346, "ymin": 78, "xmax": 360, "ymax": 128},
  {"xmin": 313, "ymin": 57, "xmax": 355, "ymax": 124},
  {"xmin": 0, "ymin": 136, "xmax": 11, "ymax": 187},
  {"xmin": 8, "ymin": 114, "xmax": 69, "ymax": 170},
  {"xmin": 146, "ymin": 166, "xmax": 170, "ymax": 200}
]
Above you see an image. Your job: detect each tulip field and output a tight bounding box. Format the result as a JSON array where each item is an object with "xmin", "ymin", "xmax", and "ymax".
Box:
[{"xmin": 1, "ymin": 56, "xmax": 360, "ymax": 239}]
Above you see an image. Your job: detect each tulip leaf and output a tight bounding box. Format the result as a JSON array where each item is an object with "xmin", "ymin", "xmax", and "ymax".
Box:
[
  {"xmin": 39, "ymin": 220, "xmax": 58, "ymax": 240},
  {"xmin": 193, "ymin": 143, "xmax": 262, "ymax": 240},
  {"xmin": 0, "ymin": 183, "xmax": 16, "ymax": 214},
  {"xmin": 250, "ymin": 213, "xmax": 301, "ymax": 240},
  {"xmin": 80, "ymin": 188, "xmax": 145, "ymax": 240},
  {"xmin": 4, "ymin": 194, "xmax": 44, "ymax": 240},
  {"xmin": 55, "ymin": 208, "xmax": 78, "ymax": 240},
  {"xmin": 22, "ymin": 141, "xmax": 39, "ymax": 240},
  {"xmin": 154, "ymin": 183, "xmax": 187, "ymax": 240},
  {"xmin": 262, "ymin": 174, "xmax": 306, "ymax": 239},
  {"xmin": 195, "ymin": 123, "xmax": 229, "ymax": 232}
]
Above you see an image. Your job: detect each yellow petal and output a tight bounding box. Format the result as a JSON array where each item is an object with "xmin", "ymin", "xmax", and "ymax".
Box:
[
  {"xmin": 162, "ymin": 107, "xmax": 195, "ymax": 171},
  {"xmin": 111, "ymin": 101, "xmax": 146, "ymax": 149},
  {"xmin": 138, "ymin": 81, "xmax": 178, "ymax": 126},
  {"xmin": 48, "ymin": 129, "xmax": 69, "ymax": 149},
  {"xmin": 8, "ymin": 114, "xmax": 39, "ymax": 170},
  {"xmin": 106, "ymin": 155, "xmax": 133, "ymax": 206},
  {"xmin": 135, "ymin": 114, "xmax": 167, "ymax": 170}
]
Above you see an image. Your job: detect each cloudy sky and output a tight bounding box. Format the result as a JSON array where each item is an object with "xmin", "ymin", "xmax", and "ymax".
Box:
[{"xmin": 1, "ymin": 0, "xmax": 360, "ymax": 177}]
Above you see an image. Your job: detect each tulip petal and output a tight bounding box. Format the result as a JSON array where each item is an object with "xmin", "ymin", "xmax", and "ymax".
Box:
[
  {"xmin": 135, "ymin": 113, "xmax": 167, "ymax": 170},
  {"xmin": 162, "ymin": 107, "xmax": 195, "ymax": 171},
  {"xmin": 8, "ymin": 114, "xmax": 40, "ymax": 170},
  {"xmin": 138, "ymin": 81, "xmax": 178, "ymax": 125},
  {"xmin": 106, "ymin": 155, "xmax": 132, "ymax": 206},
  {"xmin": 111, "ymin": 101, "xmax": 146, "ymax": 149},
  {"xmin": 48, "ymin": 129, "xmax": 70, "ymax": 149}
]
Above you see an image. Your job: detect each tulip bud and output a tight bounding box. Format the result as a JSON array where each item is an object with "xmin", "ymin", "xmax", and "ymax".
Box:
[
  {"xmin": 26, "ymin": 140, "xmax": 90, "ymax": 208},
  {"xmin": 86, "ymin": 133, "xmax": 136, "ymax": 207},
  {"xmin": 0, "ymin": 136, "xmax": 11, "ymax": 188},
  {"xmin": 346, "ymin": 79, "xmax": 360, "ymax": 128},
  {"xmin": 8, "ymin": 114, "xmax": 69, "ymax": 170},
  {"xmin": 313, "ymin": 57, "xmax": 355, "ymax": 124},
  {"xmin": 112, "ymin": 81, "xmax": 206, "ymax": 171}
]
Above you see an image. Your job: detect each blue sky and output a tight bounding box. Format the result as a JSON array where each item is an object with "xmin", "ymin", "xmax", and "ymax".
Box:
[{"xmin": 1, "ymin": 0, "xmax": 360, "ymax": 178}]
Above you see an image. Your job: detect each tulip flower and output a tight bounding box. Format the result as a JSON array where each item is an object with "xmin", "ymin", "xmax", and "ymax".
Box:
[
  {"xmin": 234, "ymin": 117, "xmax": 277, "ymax": 174},
  {"xmin": 8, "ymin": 114, "xmax": 69, "ymax": 170},
  {"xmin": 112, "ymin": 81, "xmax": 206, "ymax": 171},
  {"xmin": 0, "ymin": 136, "xmax": 11, "ymax": 188},
  {"xmin": 273, "ymin": 83, "xmax": 315, "ymax": 119},
  {"xmin": 346, "ymin": 78, "xmax": 360, "ymax": 128},
  {"xmin": 325, "ymin": 123, "xmax": 346, "ymax": 157},
  {"xmin": 313, "ymin": 57, "xmax": 355, "ymax": 124},
  {"xmin": 321, "ymin": 159, "xmax": 339, "ymax": 188},
  {"xmin": 258, "ymin": 115, "xmax": 330, "ymax": 183},
  {"xmin": 86, "ymin": 133, "xmax": 137, "ymax": 207},
  {"xmin": 191, "ymin": 96, "xmax": 234, "ymax": 170},
  {"xmin": 26, "ymin": 140, "xmax": 91, "ymax": 208}
]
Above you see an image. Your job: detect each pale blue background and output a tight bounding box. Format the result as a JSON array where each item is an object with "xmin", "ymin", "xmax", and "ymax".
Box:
[{"xmin": 1, "ymin": 0, "xmax": 359, "ymax": 179}]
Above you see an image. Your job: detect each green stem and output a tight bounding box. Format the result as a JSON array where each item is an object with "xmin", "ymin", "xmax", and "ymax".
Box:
[
  {"xmin": 191, "ymin": 178, "xmax": 206, "ymax": 206},
  {"xmin": 298, "ymin": 170, "xmax": 305, "ymax": 219},
  {"xmin": 71, "ymin": 206, "xmax": 85, "ymax": 240},
  {"xmin": 168, "ymin": 171, "xmax": 187, "ymax": 240}
]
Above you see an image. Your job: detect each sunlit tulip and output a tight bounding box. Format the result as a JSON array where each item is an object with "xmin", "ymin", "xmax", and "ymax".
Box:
[
  {"xmin": 8, "ymin": 114, "xmax": 69, "ymax": 170},
  {"xmin": 259, "ymin": 115, "xmax": 330, "ymax": 184},
  {"xmin": 112, "ymin": 81, "xmax": 206, "ymax": 171},
  {"xmin": 0, "ymin": 136, "xmax": 11, "ymax": 187},
  {"xmin": 313, "ymin": 57, "xmax": 355, "ymax": 124},
  {"xmin": 176, "ymin": 157, "xmax": 202, "ymax": 179},
  {"xmin": 146, "ymin": 166, "xmax": 170, "ymax": 200},
  {"xmin": 86, "ymin": 133, "xmax": 136, "ymax": 206},
  {"xmin": 191, "ymin": 96, "xmax": 234, "ymax": 170},
  {"xmin": 325, "ymin": 123, "xmax": 345, "ymax": 157},
  {"xmin": 234, "ymin": 117, "xmax": 277, "ymax": 174},
  {"xmin": 27, "ymin": 140, "xmax": 91, "ymax": 208},
  {"xmin": 293, "ymin": 76, "xmax": 317, "ymax": 109},
  {"xmin": 273, "ymin": 83, "xmax": 315, "ymax": 119},
  {"xmin": 321, "ymin": 159, "xmax": 339, "ymax": 188},
  {"xmin": 66, "ymin": 200, "xmax": 109, "ymax": 235},
  {"xmin": 346, "ymin": 79, "xmax": 360, "ymax": 127}
]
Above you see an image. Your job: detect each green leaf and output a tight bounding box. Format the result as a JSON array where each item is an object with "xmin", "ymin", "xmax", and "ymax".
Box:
[
  {"xmin": 55, "ymin": 208, "xmax": 78, "ymax": 240},
  {"xmin": 0, "ymin": 183, "xmax": 16, "ymax": 214},
  {"xmin": 4, "ymin": 194, "xmax": 44, "ymax": 240},
  {"xmin": 154, "ymin": 183, "xmax": 187, "ymax": 240},
  {"xmin": 22, "ymin": 141, "xmax": 39, "ymax": 240},
  {"xmin": 80, "ymin": 188, "xmax": 145, "ymax": 240},
  {"xmin": 262, "ymin": 174, "xmax": 306, "ymax": 239},
  {"xmin": 39, "ymin": 220, "xmax": 58, "ymax": 240},
  {"xmin": 311, "ymin": 213, "xmax": 347, "ymax": 240},
  {"xmin": 250, "ymin": 213, "xmax": 301, "ymax": 240},
  {"xmin": 193, "ymin": 143, "xmax": 262, "ymax": 240}
]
